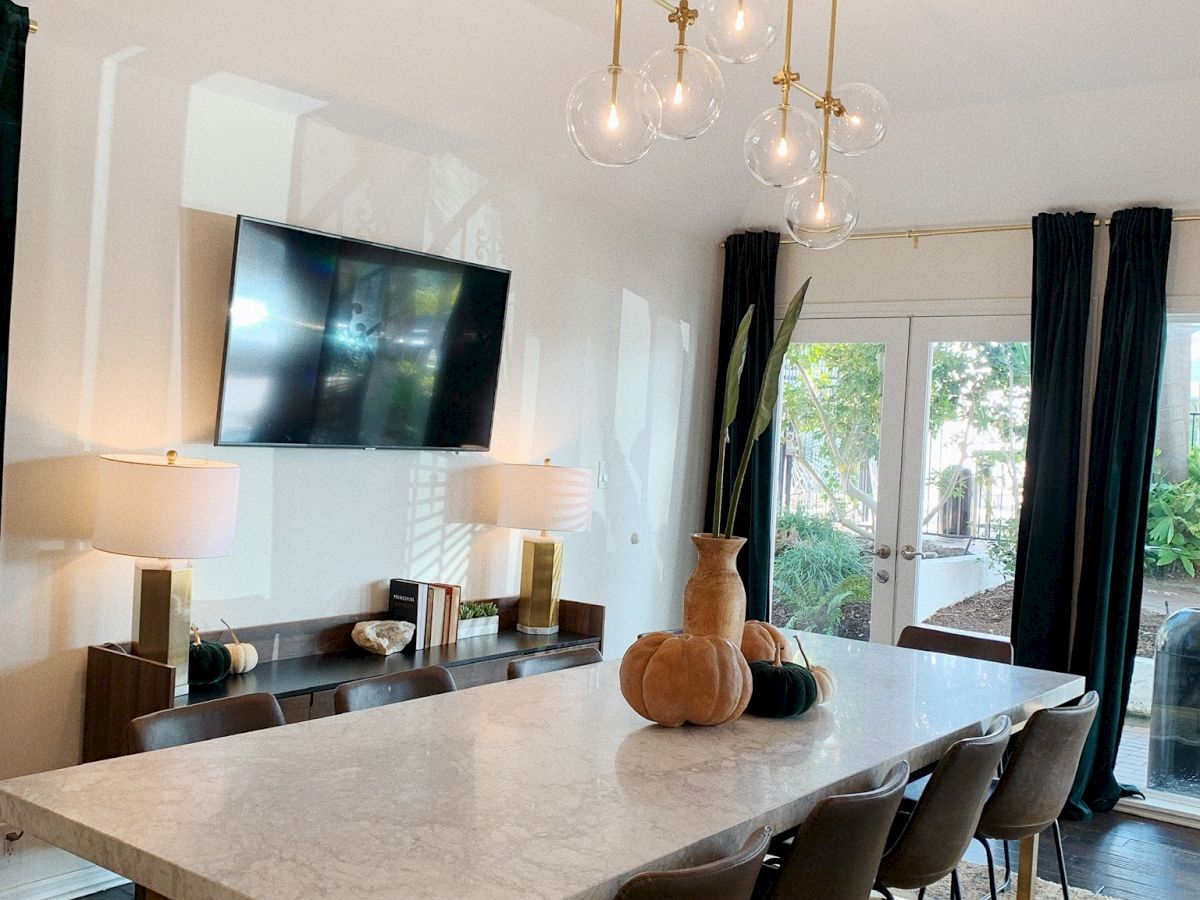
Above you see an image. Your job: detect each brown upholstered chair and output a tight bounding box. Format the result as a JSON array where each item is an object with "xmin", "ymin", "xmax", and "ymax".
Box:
[
  {"xmin": 615, "ymin": 826, "xmax": 772, "ymax": 900},
  {"xmin": 506, "ymin": 646, "xmax": 602, "ymax": 679},
  {"xmin": 975, "ymin": 691, "xmax": 1099, "ymax": 900},
  {"xmin": 129, "ymin": 692, "xmax": 285, "ymax": 753},
  {"xmin": 761, "ymin": 761, "xmax": 909, "ymax": 900},
  {"xmin": 874, "ymin": 717, "xmax": 1011, "ymax": 900},
  {"xmin": 896, "ymin": 624, "xmax": 1014, "ymax": 665},
  {"xmin": 333, "ymin": 665, "xmax": 456, "ymax": 714}
]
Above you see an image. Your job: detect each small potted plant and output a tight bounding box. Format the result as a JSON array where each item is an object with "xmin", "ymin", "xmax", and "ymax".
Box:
[{"xmin": 457, "ymin": 601, "xmax": 500, "ymax": 640}]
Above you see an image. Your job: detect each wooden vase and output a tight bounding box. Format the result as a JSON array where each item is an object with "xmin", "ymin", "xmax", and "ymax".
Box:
[{"xmin": 682, "ymin": 533, "xmax": 748, "ymax": 645}]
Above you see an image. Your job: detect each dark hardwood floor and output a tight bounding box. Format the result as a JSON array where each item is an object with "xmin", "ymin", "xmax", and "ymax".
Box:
[
  {"xmin": 81, "ymin": 812, "xmax": 1199, "ymax": 900},
  {"xmin": 963, "ymin": 812, "xmax": 1200, "ymax": 899}
]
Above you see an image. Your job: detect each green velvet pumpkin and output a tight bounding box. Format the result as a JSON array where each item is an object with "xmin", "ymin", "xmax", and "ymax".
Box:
[
  {"xmin": 188, "ymin": 625, "xmax": 232, "ymax": 685},
  {"xmin": 746, "ymin": 645, "xmax": 818, "ymax": 718}
]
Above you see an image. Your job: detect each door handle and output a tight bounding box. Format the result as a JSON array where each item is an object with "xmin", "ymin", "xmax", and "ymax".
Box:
[
  {"xmin": 864, "ymin": 545, "xmax": 892, "ymax": 560},
  {"xmin": 900, "ymin": 545, "xmax": 931, "ymax": 562}
]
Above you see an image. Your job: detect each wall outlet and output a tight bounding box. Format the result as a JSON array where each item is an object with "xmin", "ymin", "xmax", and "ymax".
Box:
[{"xmin": 596, "ymin": 460, "xmax": 609, "ymax": 489}]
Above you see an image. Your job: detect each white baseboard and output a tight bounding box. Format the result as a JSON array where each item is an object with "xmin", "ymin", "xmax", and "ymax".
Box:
[
  {"xmin": 0, "ymin": 865, "xmax": 128, "ymax": 900},
  {"xmin": 1116, "ymin": 793, "xmax": 1200, "ymax": 829}
]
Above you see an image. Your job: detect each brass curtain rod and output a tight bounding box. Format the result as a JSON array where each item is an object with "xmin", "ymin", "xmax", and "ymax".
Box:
[
  {"xmin": 28, "ymin": 19, "xmax": 37, "ymax": 33},
  {"xmin": 718, "ymin": 214, "xmax": 1200, "ymax": 247}
]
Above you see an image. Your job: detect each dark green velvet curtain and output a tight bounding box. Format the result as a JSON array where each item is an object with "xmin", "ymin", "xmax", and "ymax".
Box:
[
  {"xmin": 704, "ymin": 231, "xmax": 780, "ymax": 623},
  {"xmin": 0, "ymin": 0, "xmax": 27, "ymax": 520},
  {"xmin": 1069, "ymin": 207, "xmax": 1173, "ymax": 816},
  {"xmin": 1011, "ymin": 212, "xmax": 1096, "ymax": 671}
]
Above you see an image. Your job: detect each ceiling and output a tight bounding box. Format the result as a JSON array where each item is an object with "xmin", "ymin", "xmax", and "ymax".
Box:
[{"xmin": 46, "ymin": 1, "xmax": 1200, "ymax": 242}]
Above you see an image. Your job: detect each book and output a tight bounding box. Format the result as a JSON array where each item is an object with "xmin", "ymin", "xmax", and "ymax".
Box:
[
  {"xmin": 389, "ymin": 579, "xmax": 429, "ymax": 651},
  {"xmin": 429, "ymin": 584, "xmax": 446, "ymax": 648},
  {"xmin": 447, "ymin": 585, "xmax": 460, "ymax": 646}
]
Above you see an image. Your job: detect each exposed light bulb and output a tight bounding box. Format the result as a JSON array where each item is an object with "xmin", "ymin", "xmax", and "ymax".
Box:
[
  {"xmin": 607, "ymin": 103, "xmax": 620, "ymax": 130},
  {"xmin": 674, "ymin": 81, "xmax": 684, "ymax": 104},
  {"xmin": 816, "ymin": 200, "xmax": 827, "ymax": 222},
  {"xmin": 849, "ymin": 114, "xmax": 862, "ymax": 126},
  {"xmin": 735, "ymin": 8, "xmax": 745, "ymax": 30},
  {"xmin": 777, "ymin": 136, "xmax": 789, "ymax": 157}
]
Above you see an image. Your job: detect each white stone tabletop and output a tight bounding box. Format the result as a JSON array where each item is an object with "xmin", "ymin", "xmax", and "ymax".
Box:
[{"xmin": 0, "ymin": 633, "xmax": 1084, "ymax": 899}]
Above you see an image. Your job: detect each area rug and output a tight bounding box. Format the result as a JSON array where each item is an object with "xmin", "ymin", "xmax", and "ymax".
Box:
[{"xmin": 880, "ymin": 861, "xmax": 1114, "ymax": 899}]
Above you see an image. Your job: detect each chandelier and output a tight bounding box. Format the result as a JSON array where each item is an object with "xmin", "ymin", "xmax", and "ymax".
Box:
[{"xmin": 566, "ymin": 0, "xmax": 889, "ymax": 249}]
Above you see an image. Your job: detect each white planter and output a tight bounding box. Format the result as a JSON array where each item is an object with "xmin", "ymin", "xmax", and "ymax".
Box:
[{"xmin": 458, "ymin": 615, "xmax": 499, "ymax": 640}]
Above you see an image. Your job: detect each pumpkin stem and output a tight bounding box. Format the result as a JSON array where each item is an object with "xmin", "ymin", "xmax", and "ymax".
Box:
[
  {"xmin": 221, "ymin": 618, "xmax": 241, "ymax": 645},
  {"xmin": 773, "ymin": 643, "xmax": 783, "ymax": 668},
  {"xmin": 794, "ymin": 635, "xmax": 812, "ymax": 670},
  {"xmin": 191, "ymin": 624, "xmax": 202, "ymax": 647}
]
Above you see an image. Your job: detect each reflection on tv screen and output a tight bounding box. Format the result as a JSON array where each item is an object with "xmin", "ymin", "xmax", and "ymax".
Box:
[{"xmin": 217, "ymin": 218, "xmax": 509, "ymax": 450}]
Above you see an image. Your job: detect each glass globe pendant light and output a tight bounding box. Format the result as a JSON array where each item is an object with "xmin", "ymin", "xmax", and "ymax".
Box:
[
  {"xmin": 785, "ymin": 172, "xmax": 858, "ymax": 250},
  {"xmin": 743, "ymin": 103, "xmax": 820, "ymax": 186},
  {"xmin": 566, "ymin": 0, "xmax": 661, "ymax": 167},
  {"xmin": 641, "ymin": 1, "xmax": 724, "ymax": 141},
  {"xmin": 701, "ymin": 0, "xmax": 785, "ymax": 64},
  {"xmin": 827, "ymin": 82, "xmax": 890, "ymax": 155}
]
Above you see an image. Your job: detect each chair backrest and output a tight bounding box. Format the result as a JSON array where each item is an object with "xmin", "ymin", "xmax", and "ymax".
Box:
[
  {"xmin": 768, "ymin": 762, "xmax": 909, "ymax": 900},
  {"xmin": 876, "ymin": 717, "xmax": 1011, "ymax": 891},
  {"xmin": 129, "ymin": 692, "xmax": 285, "ymax": 753},
  {"xmin": 333, "ymin": 666, "xmax": 456, "ymax": 714},
  {"xmin": 896, "ymin": 624, "xmax": 1014, "ymax": 665},
  {"xmin": 977, "ymin": 691, "xmax": 1099, "ymax": 839},
  {"xmin": 507, "ymin": 646, "xmax": 603, "ymax": 679},
  {"xmin": 615, "ymin": 826, "xmax": 772, "ymax": 900}
]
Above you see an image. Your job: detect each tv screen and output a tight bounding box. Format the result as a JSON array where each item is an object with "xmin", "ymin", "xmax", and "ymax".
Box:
[{"xmin": 216, "ymin": 217, "xmax": 510, "ymax": 450}]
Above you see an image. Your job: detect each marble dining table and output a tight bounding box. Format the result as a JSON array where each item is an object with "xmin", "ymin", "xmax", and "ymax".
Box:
[{"xmin": 0, "ymin": 632, "xmax": 1084, "ymax": 900}]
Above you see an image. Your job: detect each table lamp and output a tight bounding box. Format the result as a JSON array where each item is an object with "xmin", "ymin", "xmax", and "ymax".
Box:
[
  {"xmin": 93, "ymin": 450, "xmax": 240, "ymax": 695},
  {"xmin": 495, "ymin": 458, "xmax": 593, "ymax": 634}
]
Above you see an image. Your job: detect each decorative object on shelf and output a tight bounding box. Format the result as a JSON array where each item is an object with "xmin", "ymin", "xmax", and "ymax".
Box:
[
  {"xmin": 746, "ymin": 644, "xmax": 817, "ymax": 718},
  {"xmin": 495, "ymin": 459, "xmax": 593, "ymax": 635},
  {"xmin": 566, "ymin": 0, "xmax": 886, "ymax": 248},
  {"xmin": 351, "ymin": 620, "xmax": 416, "ymax": 656},
  {"xmin": 188, "ymin": 625, "xmax": 232, "ymax": 686},
  {"xmin": 457, "ymin": 601, "xmax": 500, "ymax": 640},
  {"xmin": 683, "ymin": 281, "xmax": 809, "ymax": 643},
  {"xmin": 221, "ymin": 619, "xmax": 259, "ymax": 674},
  {"xmin": 795, "ymin": 636, "xmax": 837, "ymax": 704},
  {"xmin": 741, "ymin": 619, "xmax": 793, "ymax": 663},
  {"xmin": 619, "ymin": 631, "xmax": 752, "ymax": 727},
  {"xmin": 93, "ymin": 450, "xmax": 240, "ymax": 695}
]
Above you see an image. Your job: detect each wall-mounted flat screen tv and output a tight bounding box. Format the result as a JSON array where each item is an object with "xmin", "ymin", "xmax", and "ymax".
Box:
[{"xmin": 216, "ymin": 217, "xmax": 510, "ymax": 450}]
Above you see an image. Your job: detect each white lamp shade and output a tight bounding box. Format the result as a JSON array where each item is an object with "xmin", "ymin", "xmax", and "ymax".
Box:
[
  {"xmin": 495, "ymin": 462, "xmax": 592, "ymax": 533},
  {"xmin": 93, "ymin": 453, "xmax": 240, "ymax": 559}
]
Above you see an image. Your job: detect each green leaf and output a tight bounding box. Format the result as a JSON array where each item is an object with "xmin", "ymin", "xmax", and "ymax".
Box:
[
  {"xmin": 722, "ymin": 307, "xmax": 755, "ymax": 431},
  {"xmin": 725, "ymin": 279, "xmax": 811, "ymax": 536},
  {"xmin": 1183, "ymin": 556, "xmax": 1195, "ymax": 577}
]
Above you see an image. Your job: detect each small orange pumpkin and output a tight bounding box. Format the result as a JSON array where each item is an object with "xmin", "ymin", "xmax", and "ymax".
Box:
[
  {"xmin": 795, "ymin": 636, "xmax": 838, "ymax": 704},
  {"xmin": 620, "ymin": 632, "xmax": 752, "ymax": 727},
  {"xmin": 741, "ymin": 620, "xmax": 795, "ymax": 664}
]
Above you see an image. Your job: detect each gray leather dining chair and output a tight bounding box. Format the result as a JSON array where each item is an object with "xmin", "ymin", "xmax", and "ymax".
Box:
[
  {"xmin": 975, "ymin": 691, "xmax": 1099, "ymax": 900},
  {"xmin": 874, "ymin": 717, "xmax": 1012, "ymax": 900},
  {"xmin": 614, "ymin": 826, "xmax": 772, "ymax": 900},
  {"xmin": 333, "ymin": 665, "xmax": 457, "ymax": 714},
  {"xmin": 761, "ymin": 761, "xmax": 909, "ymax": 900},
  {"xmin": 129, "ymin": 692, "xmax": 286, "ymax": 753},
  {"xmin": 507, "ymin": 646, "xmax": 603, "ymax": 679},
  {"xmin": 896, "ymin": 624, "xmax": 1014, "ymax": 665}
]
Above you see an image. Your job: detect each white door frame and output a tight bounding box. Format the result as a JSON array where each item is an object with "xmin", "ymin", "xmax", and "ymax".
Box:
[
  {"xmin": 891, "ymin": 315, "xmax": 1032, "ymax": 643},
  {"xmin": 787, "ymin": 317, "xmax": 911, "ymax": 643}
]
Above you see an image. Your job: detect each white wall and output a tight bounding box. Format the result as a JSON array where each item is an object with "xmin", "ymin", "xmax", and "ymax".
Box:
[{"xmin": 0, "ymin": 32, "xmax": 722, "ymax": 890}]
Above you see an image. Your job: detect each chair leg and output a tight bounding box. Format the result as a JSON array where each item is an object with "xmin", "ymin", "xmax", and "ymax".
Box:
[
  {"xmin": 951, "ymin": 868, "xmax": 963, "ymax": 900},
  {"xmin": 1052, "ymin": 820, "xmax": 1070, "ymax": 900},
  {"xmin": 997, "ymin": 839, "xmax": 1013, "ymax": 894},
  {"xmin": 873, "ymin": 886, "xmax": 895, "ymax": 900},
  {"xmin": 977, "ymin": 835, "xmax": 1000, "ymax": 900},
  {"xmin": 916, "ymin": 888, "xmax": 925, "ymax": 900}
]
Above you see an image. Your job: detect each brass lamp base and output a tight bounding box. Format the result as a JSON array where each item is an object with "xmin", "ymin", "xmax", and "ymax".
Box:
[
  {"xmin": 131, "ymin": 562, "xmax": 192, "ymax": 695},
  {"xmin": 516, "ymin": 535, "xmax": 563, "ymax": 635}
]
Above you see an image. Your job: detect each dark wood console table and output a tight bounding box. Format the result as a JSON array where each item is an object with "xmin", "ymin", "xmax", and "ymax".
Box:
[{"xmin": 83, "ymin": 597, "xmax": 603, "ymax": 762}]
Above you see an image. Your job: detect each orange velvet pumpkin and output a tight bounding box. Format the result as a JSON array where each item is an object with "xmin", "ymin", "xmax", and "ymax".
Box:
[
  {"xmin": 620, "ymin": 632, "xmax": 752, "ymax": 727},
  {"xmin": 741, "ymin": 620, "xmax": 795, "ymax": 664}
]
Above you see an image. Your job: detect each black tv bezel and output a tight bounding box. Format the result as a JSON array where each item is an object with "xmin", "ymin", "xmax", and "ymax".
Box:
[{"xmin": 214, "ymin": 215, "xmax": 511, "ymax": 452}]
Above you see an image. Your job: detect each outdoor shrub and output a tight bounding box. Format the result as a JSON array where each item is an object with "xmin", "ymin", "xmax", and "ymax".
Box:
[
  {"xmin": 774, "ymin": 511, "xmax": 869, "ymax": 634},
  {"xmin": 1146, "ymin": 472, "xmax": 1200, "ymax": 577}
]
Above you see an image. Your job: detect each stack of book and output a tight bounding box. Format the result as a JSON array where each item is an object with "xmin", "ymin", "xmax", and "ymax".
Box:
[{"xmin": 388, "ymin": 579, "xmax": 462, "ymax": 652}]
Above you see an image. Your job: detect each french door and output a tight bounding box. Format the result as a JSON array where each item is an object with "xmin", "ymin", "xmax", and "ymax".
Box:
[{"xmin": 772, "ymin": 314, "xmax": 1031, "ymax": 645}]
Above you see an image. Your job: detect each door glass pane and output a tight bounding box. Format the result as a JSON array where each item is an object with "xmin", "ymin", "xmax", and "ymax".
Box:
[
  {"xmin": 915, "ymin": 341, "xmax": 1031, "ymax": 639},
  {"xmin": 1118, "ymin": 321, "xmax": 1200, "ymax": 806},
  {"xmin": 773, "ymin": 342, "xmax": 883, "ymax": 641}
]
